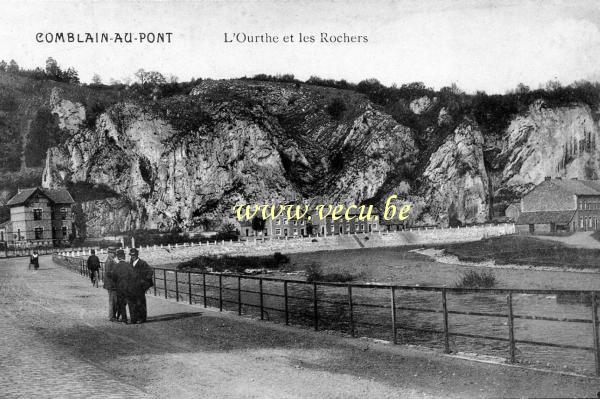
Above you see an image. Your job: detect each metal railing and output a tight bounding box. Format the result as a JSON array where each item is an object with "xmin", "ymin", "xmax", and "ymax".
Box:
[{"xmin": 53, "ymin": 254, "xmax": 600, "ymax": 377}]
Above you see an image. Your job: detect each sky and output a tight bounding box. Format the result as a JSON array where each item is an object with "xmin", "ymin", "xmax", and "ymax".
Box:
[{"xmin": 0, "ymin": 0, "xmax": 599, "ymax": 93}]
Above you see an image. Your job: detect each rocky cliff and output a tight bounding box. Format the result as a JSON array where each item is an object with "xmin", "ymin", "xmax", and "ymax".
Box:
[
  {"xmin": 26, "ymin": 79, "xmax": 600, "ymax": 233},
  {"xmin": 42, "ymin": 81, "xmax": 419, "ymax": 232}
]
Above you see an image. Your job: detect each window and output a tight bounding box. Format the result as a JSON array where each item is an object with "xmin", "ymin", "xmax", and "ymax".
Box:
[
  {"xmin": 60, "ymin": 208, "xmax": 67, "ymax": 220},
  {"xmin": 62, "ymin": 226, "xmax": 68, "ymax": 237},
  {"xmin": 34, "ymin": 227, "xmax": 43, "ymax": 240},
  {"xmin": 17, "ymin": 229, "xmax": 21, "ymax": 241},
  {"xmin": 300, "ymin": 220, "xmax": 304, "ymax": 225},
  {"xmin": 276, "ymin": 219, "xmax": 281, "ymax": 225},
  {"xmin": 275, "ymin": 228, "xmax": 281, "ymax": 235},
  {"xmin": 293, "ymin": 228, "xmax": 298, "ymax": 235},
  {"xmin": 33, "ymin": 208, "xmax": 42, "ymax": 220},
  {"xmin": 0, "ymin": 231, "xmax": 3, "ymax": 241},
  {"xmin": 283, "ymin": 219, "xmax": 287, "ymax": 225},
  {"xmin": 291, "ymin": 220, "xmax": 296, "ymax": 226},
  {"xmin": 284, "ymin": 229, "xmax": 288, "ymax": 236}
]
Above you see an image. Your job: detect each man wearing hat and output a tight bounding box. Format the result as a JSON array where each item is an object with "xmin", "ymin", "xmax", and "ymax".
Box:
[
  {"xmin": 112, "ymin": 248, "xmax": 132, "ymax": 323},
  {"xmin": 103, "ymin": 247, "xmax": 119, "ymax": 321},
  {"xmin": 128, "ymin": 248, "xmax": 153, "ymax": 323}
]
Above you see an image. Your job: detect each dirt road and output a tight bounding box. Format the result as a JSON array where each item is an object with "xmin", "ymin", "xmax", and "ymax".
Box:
[{"xmin": 1, "ymin": 255, "xmax": 599, "ymax": 398}]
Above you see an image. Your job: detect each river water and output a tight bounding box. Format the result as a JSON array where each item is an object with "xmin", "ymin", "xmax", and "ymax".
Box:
[{"xmin": 162, "ymin": 247, "xmax": 600, "ymax": 375}]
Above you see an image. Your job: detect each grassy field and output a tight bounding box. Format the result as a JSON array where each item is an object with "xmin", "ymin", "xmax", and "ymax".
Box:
[{"xmin": 441, "ymin": 235, "xmax": 600, "ymax": 269}]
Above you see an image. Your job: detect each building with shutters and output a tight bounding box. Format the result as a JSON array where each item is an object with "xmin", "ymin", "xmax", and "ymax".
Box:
[{"xmin": 0, "ymin": 187, "xmax": 75, "ymax": 246}]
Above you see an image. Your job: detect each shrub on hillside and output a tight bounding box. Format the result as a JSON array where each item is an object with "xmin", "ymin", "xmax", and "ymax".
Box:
[
  {"xmin": 455, "ymin": 270, "xmax": 497, "ymax": 289},
  {"xmin": 326, "ymin": 97, "xmax": 347, "ymax": 120}
]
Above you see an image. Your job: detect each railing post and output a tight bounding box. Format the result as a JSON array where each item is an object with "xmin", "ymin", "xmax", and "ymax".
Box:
[
  {"xmin": 175, "ymin": 270, "xmax": 179, "ymax": 302},
  {"xmin": 188, "ymin": 271, "xmax": 192, "ymax": 304},
  {"xmin": 442, "ymin": 288, "xmax": 450, "ymax": 354},
  {"xmin": 592, "ymin": 292, "xmax": 600, "ymax": 376},
  {"xmin": 238, "ymin": 276, "xmax": 242, "ymax": 315},
  {"xmin": 390, "ymin": 286, "xmax": 397, "ymax": 344},
  {"xmin": 163, "ymin": 269, "xmax": 167, "ymax": 299},
  {"xmin": 507, "ymin": 292, "xmax": 516, "ymax": 364},
  {"xmin": 219, "ymin": 274, "xmax": 223, "ymax": 311},
  {"xmin": 153, "ymin": 270, "xmax": 157, "ymax": 296},
  {"xmin": 348, "ymin": 285, "xmax": 355, "ymax": 338},
  {"xmin": 203, "ymin": 273, "xmax": 207, "ymax": 308},
  {"xmin": 284, "ymin": 281, "xmax": 289, "ymax": 325},
  {"xmin": 259, "ymin": 278, "xmax": 264, "ymax": 320},
  {"xmin": 313, "ymin": 282, "xmax": 318, "ymax": 331}
]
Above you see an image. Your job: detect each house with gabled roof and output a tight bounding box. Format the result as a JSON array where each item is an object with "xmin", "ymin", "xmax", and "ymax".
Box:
[
  {"xmin": 516, "ymin": 177, "xmax": 600, "ymax": 233},
  {"xmin": 1, "ymin": 187, "xmax": 75, "ymax": 246}
]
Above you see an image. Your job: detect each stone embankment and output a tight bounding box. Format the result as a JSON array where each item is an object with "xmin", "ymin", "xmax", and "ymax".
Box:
[{"xmin": 60, "ymin": 223, "xmax": 515, "ymax": 265}]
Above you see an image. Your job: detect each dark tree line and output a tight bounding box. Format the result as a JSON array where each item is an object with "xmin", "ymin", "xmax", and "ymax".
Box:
[{"xmin": 0, "ymin": 57, "xmax": 80, "ymax": 84}]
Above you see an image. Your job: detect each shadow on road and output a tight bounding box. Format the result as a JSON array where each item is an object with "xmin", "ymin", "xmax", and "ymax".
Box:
[{"xmin": 145, "ymin": 312, "xmax": 203, "ymax": 323}]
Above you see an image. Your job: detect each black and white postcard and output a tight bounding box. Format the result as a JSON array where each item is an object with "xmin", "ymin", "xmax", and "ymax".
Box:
[{"xmin": 1, "ymin": 1, "xmax": 600, "ymax": 398}]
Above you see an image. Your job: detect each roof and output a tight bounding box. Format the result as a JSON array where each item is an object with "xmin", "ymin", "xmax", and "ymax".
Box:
[
  {"xmin": 546, "ymin": 179, "xmax": 600, "ymax": 196},
  {"xmin": 516, "ymin": 210, "xmax": 575, "ymax": 225},
  {"xmin": 6, "ymin": 187, "xmax": 74, "ymax": 206},
  {"xmin": 0, "ymin": 220, "xmax": 10, "ymax": 229}
]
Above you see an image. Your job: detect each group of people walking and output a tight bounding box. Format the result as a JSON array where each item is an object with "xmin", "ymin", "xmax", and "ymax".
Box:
[{"xmin": 87, "ymin": 247, "xmax": 154, "ymax": 324}]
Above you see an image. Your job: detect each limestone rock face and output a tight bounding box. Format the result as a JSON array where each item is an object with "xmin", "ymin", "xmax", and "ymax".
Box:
[
  {"xmin": 50, "ymin": 88, "xmax": 86, "ymax": 134},
  {"xmin": 410, "ymin": 96, "xmax": 433, "ymax": 114},
  {"xmin": 498, "ymin": 100, "xmax": 600, "ymax": 194},
  {"xmin": 422, "ymin": 119, "xmax": 489, "ymax": 225},
  {"xmin": 43, "ymin": 80, "xmax": 419, "ymax": 233},
  {"xmin": 40, "ymin": 79, "xmax": 600, "ymax": 233}
]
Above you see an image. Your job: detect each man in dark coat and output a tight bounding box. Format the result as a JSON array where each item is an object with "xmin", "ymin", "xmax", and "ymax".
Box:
[
  {"xmin": 102, "ymin": 247, "xmax": 119, "ymax": 321},
  {"xmin": 128, "ymin": 248, "xmax": 153, "ymax": 323},
  {"xmin": 86, "ymin": 249, "xmax": 100, "ymax": 285},
  {"xmin": 111, "ymin": 249, "xmax": 132, "ymax": 323}
]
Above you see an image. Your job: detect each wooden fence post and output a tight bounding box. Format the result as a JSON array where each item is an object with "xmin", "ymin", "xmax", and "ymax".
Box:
[
  {"xmin": 442, "ymin": 288, "xmax": 450, "ymax": 354},
  {"xmin": 284, "ymin": 281, "xmax": 289, "ymax": 325},
  {"xmin": 390, "ymin": 287, "xmax": 397, "ymax": 344},
  {"xmin": 592, "ymin": 292, "xmax": 600, "ymax": 376},
  {"xmin": 259, "ymin": 278, "xmax": 264, "ymax": 320},
  {"xmin": 348, "ymin": 285, "xmax": 355, "ymax": 338},
  {"xmin": 507, "ymin": 292, "xmax": 516, "ymax": 364},
  {"xmin": 175, "ymin": 270, "xmax": 179, "ymax": 302},
  {"xmin": 203, "ymin": 273, "xmax": 207, "ymax": 308},
  {"xmin": 188, "ymin": 271, "xmax": 192, "ymax": 304},
  {"xmin": 238, "ymin": 276, "xmax": 242, "ymax": 315},
  {"xmin": 163, "ymin": 269, "xmax": 167, "ymax": 299},
  {"xmin": 219, "ymin": 274, "xmax": 223, "ymax": 311},
  {"xmin": 313, "ymin": 282, "xmax": 318, "ymax": 331}
]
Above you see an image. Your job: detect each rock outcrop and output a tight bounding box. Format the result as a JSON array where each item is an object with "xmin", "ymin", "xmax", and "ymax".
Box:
[
  {"xmin": 43, "ymin": 80, "xmax": 419, "ymax": 232},
  {"xmin": 499, "ymin": 100, "xmax": 600, "ymax": 193},
  {"xmin": 35, "ymin": 79, "xmax": 600, "ymax": 233},
  {"xmin": 421, "ymin": 119, "xmax": 489, "ymax": 225}
]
